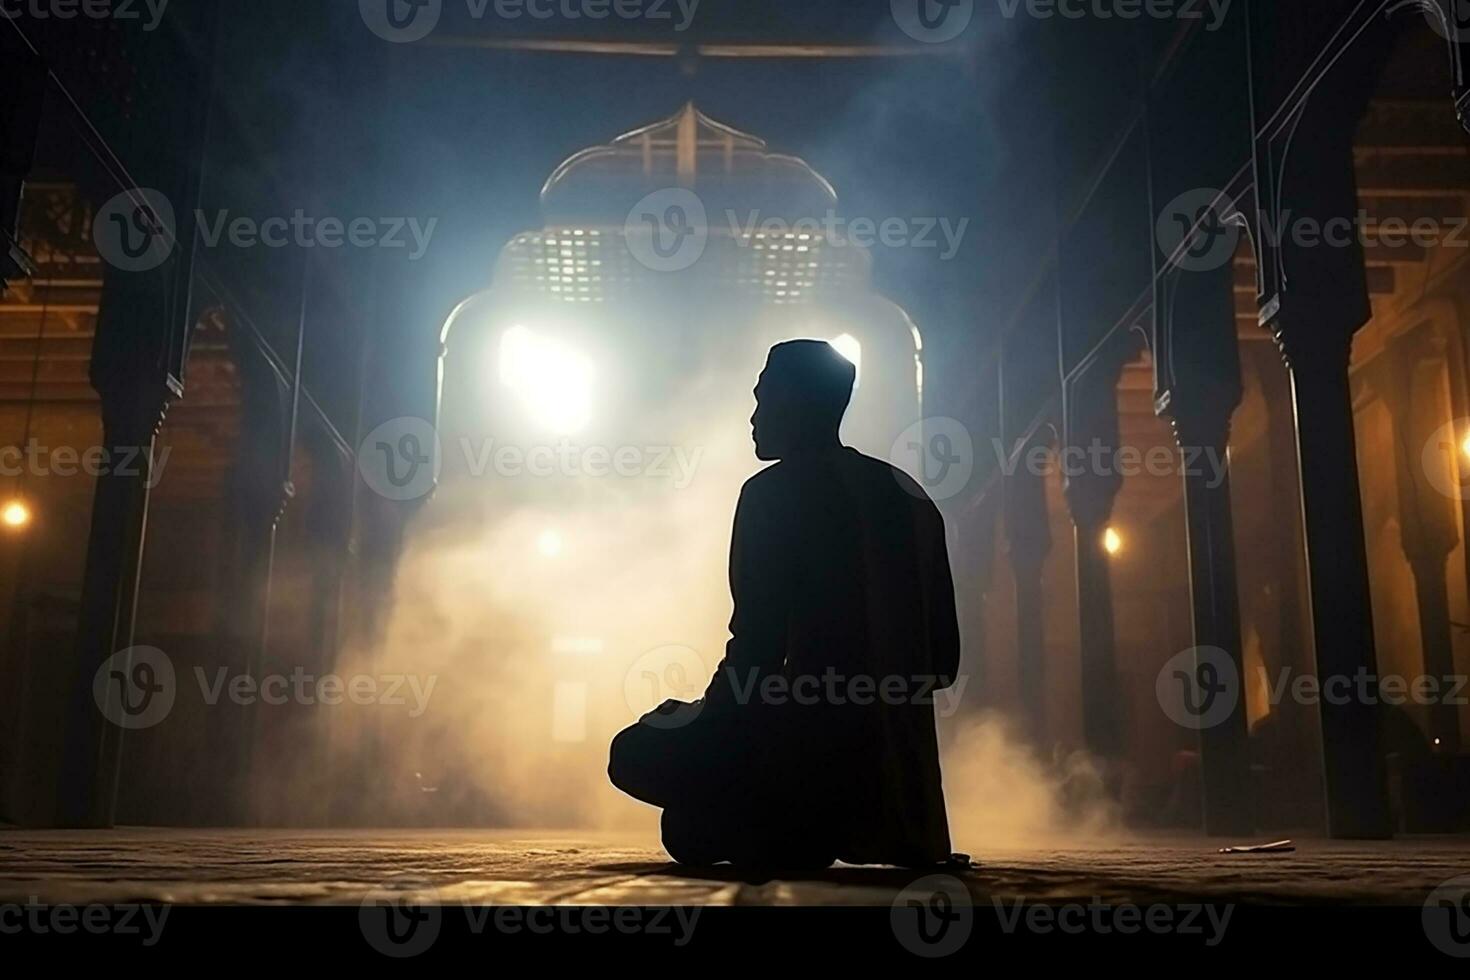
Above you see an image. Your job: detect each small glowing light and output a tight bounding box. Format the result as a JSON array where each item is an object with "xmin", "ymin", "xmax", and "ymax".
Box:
[
  {"xmin": 1460, "ymin": 433, "xmax": 1470, "ymax": 461},
  {"xmin": 2, "ymin": 501, "xmax": 31, "ymax": 529},
  {"xmin": 1434, "ymin": 737, "xmax": 1443, "ymax": 747},
  {"xmin": 1103, "ymin": 527, "xmax": 1123, "ymax": 556},
  {"xmin": 498, "ymin": 325, "xmax": 596, "ymax": 435},
  {"xmin": 537, "ymin": 529, "xmax": 564, "ymax": 558}
]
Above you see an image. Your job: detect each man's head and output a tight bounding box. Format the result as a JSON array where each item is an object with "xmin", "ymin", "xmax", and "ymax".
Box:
[{"xmin": 751, "ymin": 340, "xmax": 857, "ymax": 461}]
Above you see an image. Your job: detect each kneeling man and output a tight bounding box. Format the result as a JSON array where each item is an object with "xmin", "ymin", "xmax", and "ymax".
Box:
[{"xmin": 609, "ymin": 340, "xmax": 961, "ymax": 868}]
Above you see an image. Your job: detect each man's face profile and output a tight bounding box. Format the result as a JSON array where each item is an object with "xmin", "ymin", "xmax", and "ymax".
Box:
[{"xmin": 751, "ymin": 370, "xmax": 799, "ymax": 462}]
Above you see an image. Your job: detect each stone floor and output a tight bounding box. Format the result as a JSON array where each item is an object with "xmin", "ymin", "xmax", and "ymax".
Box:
[{"xmin": 0, "ymin": 828, "xmax": 1466, "ymax": 906}]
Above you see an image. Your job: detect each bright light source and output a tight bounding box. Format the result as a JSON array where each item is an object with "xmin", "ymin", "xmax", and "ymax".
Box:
[
  {"xmin": 1103, "ymin": 526, "xmax": 1123, "ymax": 556},
  {"xmin": 1, "ymin": 500, "xmax": 31, "ymax": 530},
  {"xmin": 498, "ymin": 325, "xmax": 595, "ymax": 435},
  {"xmin": 828, "ymin": 333, "xmax": 862, "ymax": 387},
  {"xmin": 537, "ymin": 529, "xmax": 565, "ymax": 559},
  {"xmin": 1460, "ymin": 432, "xmax": 1470, "ymax": 461}
]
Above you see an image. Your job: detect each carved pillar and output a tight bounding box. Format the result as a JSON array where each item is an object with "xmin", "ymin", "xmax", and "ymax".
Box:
[
  {"xmin": 1382, "ymin": 336, "xmax": 1461, "ymax": 754},
  {"xmin": 1156, "ymin": 260, "xmax": 1253, "ymax": 836},
  {"xmin": 1272, "ymin": 322, "xmax": 1390, "ymax": 836},
  {"xmin": 1004, "ymin": 435, "xmax": 1052, "ymax": 741},
  {"xmin": 1248, "ymin": 12, "xmax": 1400, "ymax": 832},
  {"xmin": 1256, "ymin": 94, "xmax": 1392, "ymax": 837},
  {"xmin": 1248, "ymin": 340, "xmax": 1320, "ymax": 825},
  {"xmin": 234, "ymin": 444, "xmax": 293, "ymax": 825},
  {"xmin": 1439, "ymin": 311, "xmax": 1470, "ymax": 636},
  {"xmin": 0, "ymin": 24, "xmax": 44, "ymax": 824},
  {"xmin": 49, "ymin": 0, "xmax": 217, "ymax": 829},
  {"xmin": 209, "ymin": 323, "xmax": 297, "ymax": 825},
  {"xmin": 56, "ymin": 271, "xmax": 175, "ymax": 828},
  {"xmin": 1064, "ymin": 360, "xmax": 1126, "ymax": 759}
]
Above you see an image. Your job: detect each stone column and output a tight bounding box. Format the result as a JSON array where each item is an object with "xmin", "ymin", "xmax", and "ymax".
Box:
[
  {"xmin": 1064, "ymin": 360, "xmax": 1126, "ymax": 760},
  {"xmin": 209, "ymin": 311, "xmax": 298, "ymax": 826},
  {"xmin": 1382, "ymin": 336, "xmax": 1461, "ymax": 754},
  {"xmin": 1270, "ymin": 320, "xmax": 1391, "ymax": 837},
  {"xmin": 1253, "ymin": 54, "xmax": 1394, "ymax": 837},
  {"xmin": 56, "ymin": 269, "xmax": 175, "ymax": 827},
  {"xmin": 1156, "ymin": 260, "xmax": 1253, "ymax": 836},
  {"xmin": 1004, "ymin": 435, "xmax": 1052, "ymax": 742},
  {"xmin": 53, "ymin": 0, "xmax": 218, "ymax": 828}
]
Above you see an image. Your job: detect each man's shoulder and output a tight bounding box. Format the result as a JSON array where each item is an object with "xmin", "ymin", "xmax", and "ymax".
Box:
[
  {"xmin": 741, "ymin": 450, "xmax": 942, "ymax": 512},
  {"xmin": 841, "ymin": 446, "xmax": 907, "ymax": 479},
  {"xmin": 842, "ymin": 448, "xmax": 943, "ymax": 511},
  {"xmin": 739, "ymin": 461, "xmax": 793, "ymax": 501}
]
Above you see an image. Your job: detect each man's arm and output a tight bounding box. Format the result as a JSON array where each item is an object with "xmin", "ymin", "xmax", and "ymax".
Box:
[{"xmin": 703, "ymin": 476, "xmax": 789, "ymax": 710}]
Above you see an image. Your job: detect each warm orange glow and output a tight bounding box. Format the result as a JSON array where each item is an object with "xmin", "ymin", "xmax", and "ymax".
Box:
[
  {"xmin": 1, "ymin": 500, "xmax": 31, "ymax": 530},
  {"xmin": 1103, "ymin": 526, "xmax": 1123, "ymax": 556},
  {"xmin": 1461, "ymin": 432, "xmax": 1470, "ymax": 462}
]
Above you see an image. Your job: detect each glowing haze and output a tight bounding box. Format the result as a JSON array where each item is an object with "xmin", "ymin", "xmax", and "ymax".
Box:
[{"xmin": 316, "ymin": 320, "xmax": 1117, "ymax": 850}]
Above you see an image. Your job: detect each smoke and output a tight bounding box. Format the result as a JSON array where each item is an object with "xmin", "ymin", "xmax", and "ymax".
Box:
[
  {"xmin": 941, "ymin": 715, "xmax": 1121, "ymax": 850},
  {"xmin": 317, "ymin": 351, "xmax": 760, "ymax": 833},
  {"xmin": 305, "ymin": 320, "xmax": 1120, "ymax": 852}
]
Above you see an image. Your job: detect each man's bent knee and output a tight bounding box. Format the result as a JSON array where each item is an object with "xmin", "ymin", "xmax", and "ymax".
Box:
[{"xmin": 607, "ymin": 723, "xmax": 661, "ymax": 804}]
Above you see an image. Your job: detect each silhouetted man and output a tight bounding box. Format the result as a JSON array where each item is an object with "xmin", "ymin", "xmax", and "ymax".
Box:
[{"xmin": 609, "ymin": 340, "xmax": 960, "ymax": 868}]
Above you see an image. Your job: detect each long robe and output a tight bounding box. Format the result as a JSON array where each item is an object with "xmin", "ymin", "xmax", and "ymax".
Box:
[{"xmin": 698, "ymin": 445, "xmax": 960, "ymax": 866}]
